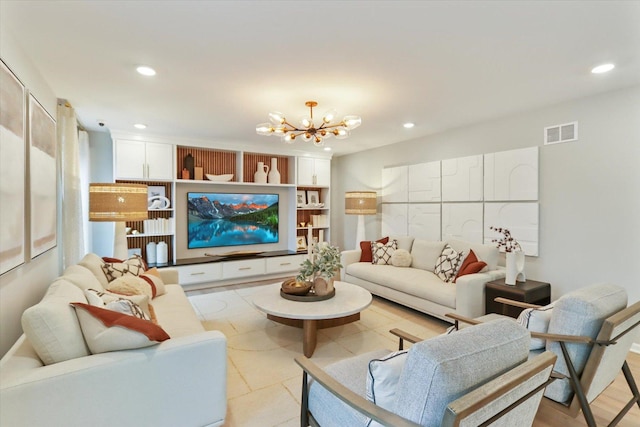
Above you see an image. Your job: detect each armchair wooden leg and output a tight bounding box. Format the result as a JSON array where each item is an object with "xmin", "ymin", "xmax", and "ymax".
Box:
[
  {"xmin": 606, "ymin": 361, "xmax": 640, "ymax": 426},
  {"xmin": 622, "ymin": 361, "xmax": 640, "ymax": 410},
  {"xmin": 559, "ymin": 342, "xmax": 597, "ymax": 427},
  {"xmin": 301, "ymin": 371, "xmax": 310, "ymax": 427}
]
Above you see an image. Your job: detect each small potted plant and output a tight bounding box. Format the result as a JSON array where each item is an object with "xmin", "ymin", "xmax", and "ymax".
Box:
[
  {"xmin": 490, "ymin": 226, "xmax": 525, "ymax": 285},
  {"xmin": 297, "ymin": 243, "xmax": 343, "ymax": 296}
]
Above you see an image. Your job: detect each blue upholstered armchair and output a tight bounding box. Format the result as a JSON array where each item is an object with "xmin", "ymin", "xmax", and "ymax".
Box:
[
  {"xmin": 449, "ymin": 283, "xmax": 640, "ymax": 427},
  {"xmin": 296, "ymin": 319, "xmax": 556, "ymax": 427}
]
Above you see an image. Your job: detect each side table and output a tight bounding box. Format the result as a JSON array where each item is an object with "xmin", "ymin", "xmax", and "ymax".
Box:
[{"xmin": 485, "ymin": 279, "xmax": 551, "ymax": 318}]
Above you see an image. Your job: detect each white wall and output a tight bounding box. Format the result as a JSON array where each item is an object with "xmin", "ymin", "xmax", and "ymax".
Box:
[
  {"xmin": 0, "ymin": 26, "xmax": 60, "ymax": 357},
  {"xmin": 333, "ymin": 86, "xmax": 640, "ymax": 309}
]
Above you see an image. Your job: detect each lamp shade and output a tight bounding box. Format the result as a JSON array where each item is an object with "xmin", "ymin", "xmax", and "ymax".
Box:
[
  {"xmin": 345, "ymin": 191, "xmax": 377, "ymax": 215},
  {"xmin": 89, "ymin": 183, "xmax": 148, "ymax": 222}
]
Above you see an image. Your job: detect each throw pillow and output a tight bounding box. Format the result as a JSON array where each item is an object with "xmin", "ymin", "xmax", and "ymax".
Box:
[
  {"xmin": 71, "ymin": 302, "xmax": 170, "ymax": 354},
  {"xmin": 371, "ymin": 240, "xmax": 397, "ymax": 265},
  {"xmin": 360, "ymin": 237, "xmax": 389, "ymax": 263},
  {"xmin": 434, "ymin": 245, "xmax": 465, "ymax": 283},
  {"xmin": 21, "ymin": 281, "xmax": 90, "ymax": 365},
  {"xmin": 101, "ymin": 254, "xmax": 146, "ymax": 283},
  {"xmin": 84, "ymin": 289, "xmax": 151, "ymax": 321},
  {"xmin": 517, "ymin": 303, "xmax": 554, "ymax": 350},
  {"xmin": 140, "ymin": 267, "xmax": 166, "ymax": 296},
  {"xmin": 390, "ymin": 249, "xmax": 412, "ymax": 267},
  {"xmin": 105, "ymin": 274, "xmax": 154, "ymax": 299},
  {"xmin": 454, "ymin": 250, "xmax": 488, "ymax": 282},
  {"xmin": 366, "ymin": 350, "xmax": 408, "ymax": 427}
]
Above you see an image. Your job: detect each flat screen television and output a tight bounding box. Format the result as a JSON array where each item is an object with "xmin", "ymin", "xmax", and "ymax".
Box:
[{"xmin": 187, "ymin": 192, "xmax": 279, "ymax": 249}]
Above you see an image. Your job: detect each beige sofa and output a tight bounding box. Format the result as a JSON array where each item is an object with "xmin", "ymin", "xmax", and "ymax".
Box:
[
  {"xmin": 341, "ymin": 237, "xmax": 505, "ymax": 322},
  {"xmin": 0, "ymin": 253, "xmax": 227, "ymax": 427}
]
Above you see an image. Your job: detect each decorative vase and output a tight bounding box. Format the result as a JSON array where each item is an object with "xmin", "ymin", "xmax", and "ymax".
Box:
[
  {"xmin": 146, "ymin": 242, "xmax": 157, "ymax": 265},
  {"xmin": 268, "ymin": 158, "xmax": 281, "ymax": 184},
  {"xmin": 505, "ymin": 250, "xmax": 526, "ymax": 285},
  {"xmin": 254, "ymin": 161, "xmax": 269, "ymax": 183},
  {"xmin": 184, "ymin": 153, "xmax": 194, "ymax": 180},
  {"xmin": 313, "ymin": 276, "xmax": 334, "ymax": 296}
]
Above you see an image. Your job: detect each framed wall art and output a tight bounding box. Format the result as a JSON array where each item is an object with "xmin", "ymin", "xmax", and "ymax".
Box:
[
  {"xmin": 306, "ymin": 190, "xmax": 320, "ymax": 206},
  {"xmin": 296, "ymin": 190, "xmax": 306, "ymax": 207},
  {"xmin": 0, "ymin": 60, "xmax": 26, "ymax": 274},
  {"xmin": 29, "ymin": 93, "xmax": 57, "ymax": 258}
]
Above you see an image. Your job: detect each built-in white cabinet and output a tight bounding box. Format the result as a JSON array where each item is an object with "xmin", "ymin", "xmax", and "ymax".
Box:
[
  {"xmin": 115, "ymin": 140, "xmax": 173, "ymax": 180},
  {"xmin": 297, "ymin": 157, "xmax": 330, "ymax": 186},
  {"xmin": 112, "ymin": 137, "xmax": 332, "ymax": 284},
  {"xmin": 171, "ymin": 254, "xmax": 306, "ymax": 288}
]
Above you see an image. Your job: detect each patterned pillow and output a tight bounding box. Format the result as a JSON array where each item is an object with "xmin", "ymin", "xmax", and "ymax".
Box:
[
  {"xmin": 101, "ymin": 254, "xmax": 146, "ymax": 282},
  {"xmin": 84, "ymin": 289, "xmax": 151, "ymax": 321},
  {"xmin": 434, "ymin": 244, "xmax": 465, "ymax": 283},
  {"xmin": 71, "ymin": 303, "xmax": 169, "ymax": 354},
  {"xmin": 371, "ymin": 240, "xmax": 398, "ymax": 265}
]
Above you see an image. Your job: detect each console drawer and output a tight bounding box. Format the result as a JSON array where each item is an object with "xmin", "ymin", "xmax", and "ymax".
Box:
[
  {"xmin": 222, "ymin": 258, "xmax": 265, "ymax": 279},
  {"xmin": 176, "ymin": 263, "xmax": 222, "ymax": 285},
  {"xmin": 265, "ymin": 255, "xmax": 306, "ymax": 274}
]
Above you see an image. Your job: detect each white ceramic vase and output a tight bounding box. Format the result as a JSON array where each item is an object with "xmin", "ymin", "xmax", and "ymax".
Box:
[
  {"xmin": 268, "ymin": 158, "xmax": 281, "ymax": 184},
  {"xmin": 146, "ymin": 241, "xmax": 157, "ymax": 265},
  {"xmin": 254, "ymin": 161, "xmax": 269, "ymax": 183},
  {"xmin": 505, "ymin": 250, "xmax": 526, "ymax": 285}
]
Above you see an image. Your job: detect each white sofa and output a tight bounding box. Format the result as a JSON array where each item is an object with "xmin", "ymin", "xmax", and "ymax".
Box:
[
  {"xmin": 0, "ymin": 253, "xmax": 227, "ymax": 427},
  {"xmin": 341, "ymin": 237, "xmax": 505, "ymax": 322}
]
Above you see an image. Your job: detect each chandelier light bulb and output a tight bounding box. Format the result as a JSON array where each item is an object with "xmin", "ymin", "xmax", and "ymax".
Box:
[
  {"xmin": 273, "ymin": 126, "xmax": 285, "ymax": 135},
  {"xmin": 343, "ymin": 115, "xmax": 362, "ymax": 130},
  {"xmin": 302, "ymin": 133, "xmax": 313, "ymax": 142},
  {"xmin": 335, "ymin": 128, "xmax": 350, "ymax": 139},
  {"xmin": 256, "ymin": 123, "xmax": 273, "ymax": 135},
  {"xmin": 268, "ymin": 112, "xmax": 285, "ymax": 125},
  {"xmin": 322, "ymin": 109, "xmax": 337, "ymax": 123},
  {"xmin": 283, "ymin": 133, "xmax": 294, "ymax": 143},
  {"xmin": 313, "ymin": 137, "xmax": 324, "ymax": 147},
  {"xmin": 300, "ymin": 116, "xmax": 313, "ymax": 128}
]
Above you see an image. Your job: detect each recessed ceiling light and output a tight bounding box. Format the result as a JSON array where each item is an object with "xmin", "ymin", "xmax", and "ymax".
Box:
[
  {"xmin": 591, "ymin": 63, "xmax": 615, "ymax": 74},
  {"xmin": 134, "ymin": 123, "xmax": 147, "ymax": 129},
  {"xmin": 324, "ymin": 147, "xmax": 331, "ymax": 151},
  {"xmin": 403, "ymin": 122, "xmax": 415, "ymax": 128},
  {"xmin": 136, "ymin": 66, "xmax": 156, "ymax": 76}
]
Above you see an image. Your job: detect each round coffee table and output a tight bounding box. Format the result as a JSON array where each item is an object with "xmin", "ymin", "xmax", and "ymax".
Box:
[{"xmin": 252, "ymin": 281, "xmax": 372, "ymax": 357}]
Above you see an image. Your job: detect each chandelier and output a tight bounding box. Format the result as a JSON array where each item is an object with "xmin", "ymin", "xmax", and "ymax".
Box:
[{"xmin": 256, "ymin": 101, "xmax": 361, "ymax": 146}]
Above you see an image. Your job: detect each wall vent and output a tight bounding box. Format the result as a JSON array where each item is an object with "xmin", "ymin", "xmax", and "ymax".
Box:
[{"xmin": 544, "ymin": 121, "xmax": 578, "ymax": 145}]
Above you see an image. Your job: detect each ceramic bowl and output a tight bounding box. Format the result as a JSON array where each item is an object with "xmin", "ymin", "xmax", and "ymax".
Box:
[
  {"xmin": 281, "ymin": 278, "xmax": 312, "ymax": 296},
  {"xmin": 205, "ymin": 173, "xmax": 234, "ymax": 182}
]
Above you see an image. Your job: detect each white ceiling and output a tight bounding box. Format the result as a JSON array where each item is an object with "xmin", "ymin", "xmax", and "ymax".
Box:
[{"xmin": 2, "ymin": 1, "xmax": 639, "ymax": 157}]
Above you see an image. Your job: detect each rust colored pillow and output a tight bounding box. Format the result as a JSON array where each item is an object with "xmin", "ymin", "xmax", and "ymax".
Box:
[
  {"xmin": 360, "ymin": 237, "xmax": 389, "ymax": 262},
  {"xmin": 454, "ymin": 250, "xmax": 487, "ymax": 282},
  {"xmin": 71, "ymin": 302, "xmax": 169, "ymax": 354}
]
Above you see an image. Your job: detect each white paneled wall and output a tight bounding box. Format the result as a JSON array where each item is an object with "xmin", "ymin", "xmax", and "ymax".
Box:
[
  {"xmin": 442, "ymin": 154, "xmax": 484, "ymax": 201},
  {"xmin": 408, "ymin": 161, "xmax": 441, "ymax": 202},
  {"xmin": 408, "ymin": 204, "xmax": 441, "ymax": 240},
  {"xmin": 484, "ymin": 147, "xmax": 538, "ymax": 201},
  {"xmin": 382, "ymin": 147, "xmax": 539, "ymax": 255},
  {"xmin": 381, "ymin": 203, "xmax": 408, "ymax": 236},
  {"xmin": 485, "ymin": 203, "xmax": 539, "ymax": 255},
  {"xmin": 442, "ymin": 203, "xmax": 483, "ymax": 244}
]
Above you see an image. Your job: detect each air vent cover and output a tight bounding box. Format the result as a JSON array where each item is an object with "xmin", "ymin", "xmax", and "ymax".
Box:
[{"xmin": 544, "ymin": 121, "xmax": 578, "ymax": 145}]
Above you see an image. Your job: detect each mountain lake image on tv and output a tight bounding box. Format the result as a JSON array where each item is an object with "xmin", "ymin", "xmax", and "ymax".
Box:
[{"xmin": 187, "ymin": 192, "xmax": 279, "ymax": 249}]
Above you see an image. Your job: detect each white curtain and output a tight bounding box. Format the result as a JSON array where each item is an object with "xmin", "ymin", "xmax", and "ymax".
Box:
[
  {"xmin": 78, "ymin": 130, "xmax": 91, "ymax": 253},
  {"xmin": 57, "ymin": 103, "xmax": 85, "ymax": 268}
]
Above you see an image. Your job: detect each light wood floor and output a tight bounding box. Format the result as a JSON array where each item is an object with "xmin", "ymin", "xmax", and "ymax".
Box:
[{"xmin": 533, "ymin": 351, "xmax": 640, "ymax": 426}]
